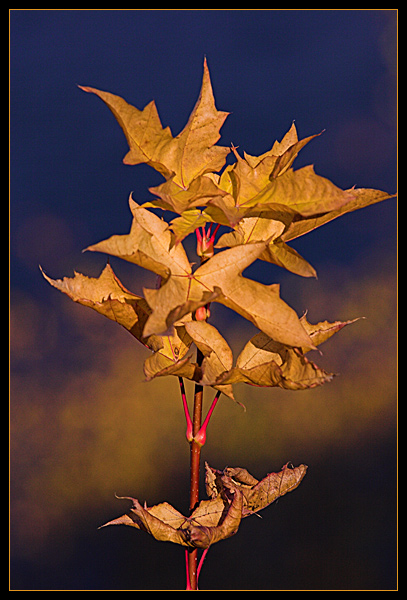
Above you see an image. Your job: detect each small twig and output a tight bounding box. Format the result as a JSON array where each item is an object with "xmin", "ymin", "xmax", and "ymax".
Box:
[
  {"xmin": 197, "ymin": 548, "xmax": 210, "ymax": 583},
  {"xmin": 178, "ymin": 377, "xmax": 193, "ymax": 443},
  {"xmin": 193, "ymin": 390, "xmax": 221, "ymax": 447}
]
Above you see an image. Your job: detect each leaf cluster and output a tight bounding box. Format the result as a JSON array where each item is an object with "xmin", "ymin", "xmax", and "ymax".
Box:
[
  {"xmin": 42, "ymin": 59, "xmax": 394, "ymax": 399},
  {"xmin": 100, "ymin": 462, "xmax": 307, "ymax": 549}
]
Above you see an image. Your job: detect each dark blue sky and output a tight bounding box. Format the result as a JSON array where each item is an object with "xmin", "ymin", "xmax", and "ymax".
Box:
[{"xmin": 11, "ymin": 9, "xmax": 396, "ymax": 297}]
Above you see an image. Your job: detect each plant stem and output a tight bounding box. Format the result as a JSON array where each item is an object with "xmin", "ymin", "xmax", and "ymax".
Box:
[{"xmin": 187, "ymin": 347, "xmax": 204, "ymax": 590}]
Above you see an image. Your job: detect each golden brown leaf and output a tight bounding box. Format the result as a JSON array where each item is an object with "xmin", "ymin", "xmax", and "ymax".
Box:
[
  {"xmin": 85, "ymin": 195, "xmax": 191, "ymax": 281},
  {"xmin": 85, "ymin": 199, "xmax": 314, "ymax": 348},
  {"xmin": 216, "ymin": 215, "xmax": 317, "ymax": 278},
  {"xmin": 40, "ymin": 262, "xmax": 194, "ymax": 379},
  {"xmin": 100, "ymin": 490, "xmax": 243, "ymax": 549},
  {"xmin": 205, "ymin": 462, "xmax": 307, "ymax": 517},
  {"xmin": 80, "ymin": 59, "xmax": 229, "ymax": 188},
  {"xmin": 283, "ymin": 187, "xmax": 396, "ymax": 241}
]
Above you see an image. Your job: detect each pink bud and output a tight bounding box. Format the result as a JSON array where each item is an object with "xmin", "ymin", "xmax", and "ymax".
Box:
[{"xmin": 195, "ymin": 306, "xmax": 210, "ymax": 321}]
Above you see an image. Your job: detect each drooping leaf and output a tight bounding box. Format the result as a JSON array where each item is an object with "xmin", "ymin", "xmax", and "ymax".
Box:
[
  {"xmin": 218, "ymin": 332, "xmax": 334, "ymax": 390},
  {"xmin": 40, "ymin": 262, "xmax": 195, "ymax": 379},
  {"xmin": 85, "ymin": 195, "xmax": 192, "ymax": 280},
  {"xmin": 184, "ymin": 320, "xmax": 235, "ymax": 399},
  {"xmin": 213, "ymin": 315, "xmax": 360, "ymax": 390},
  {"xmin": 40, "ymin": 262, "xmax": 151, "ymax": 341},
  {"xmin": 100, "ymin": 490, "xmax": 243, "ymax": 549},
  {"xmin": 80, "ymin": 58, "xmax": 230, "ymax": 188},
  {"xmin": 299, "ymin": 313, "xmax": 363, "ymax": 352},
  {"xmin": 86, "ymin": 199, "xmax": 314, "ymax": 348},
  {"xmin": 216, "ymin": 215, "xmax": 317, "ymax": 278},
  {"xmin": 205, "ymin": 462, "xmax": 307, "ymax": 517},
  {"xmin": 282, "ymin": 187, "xmax": 397, "ymax": 241}
]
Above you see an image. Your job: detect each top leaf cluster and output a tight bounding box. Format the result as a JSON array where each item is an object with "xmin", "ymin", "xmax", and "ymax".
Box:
[{"xmin": 43, "ymin": 59, "xmax": 394, "ymax": 400}]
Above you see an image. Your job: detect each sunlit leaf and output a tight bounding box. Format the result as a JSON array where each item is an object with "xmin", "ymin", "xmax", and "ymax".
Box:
[
  {"xmin": 282, "ymin": 187, "xmax": 396, "ymax": 241},
  {"xmin": 85, "ymin": 195, "xmax": 191, "ymax": 280},
  {"xmin": 40, "ymin": 262, "xmax": 195, "ymax": 382},
  {"xmin": 299, "ymin": 313, "xmax": 363, "ymax": 352},
  {"xmin": 40, "ymin": 262, "xmax": 151, "ymax": 342},
  {"xmin": 146, "ymin": 173, "xmax": 229, "ymax": 216},
  {"xmin": 184, "ymin": 320, "xmax": 234, "ymax": 399},
  {"xmin": 205, "ymin": 462, "xmax": 307, "ymax": 516},
  {"xmin": 80, "ymin": 58, "xmax": 229, "ymax": 188},
  {"xmin": 216, "ymin": 215, "xmax": 317, "ymax": 278},
  {"xmin": 85, "ymin": 199, "xmax": 314, "ymax": 348},
  {"xmin": 215, "ymin": 315, "xmax": 360, "ymax": 390},
  {"xmin": 100, "ymin": 490, "xmax": 243, "ymax": 549},
  {"xmin": 243, "ymin": 122, "xmax": 320, "ymax": 178}
]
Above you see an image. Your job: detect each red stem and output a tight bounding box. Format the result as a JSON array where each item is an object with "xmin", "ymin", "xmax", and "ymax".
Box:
[
  {"xmin": 179, "ymin": 377, "xmax": 193, "ymax": 443},
  {"xmin": 193, "ymin": 390, "xmax": 221, "ymax": 447},
  {"xmin": 187, "ymin": 352, "xmax": 204, "ymax": 590}
]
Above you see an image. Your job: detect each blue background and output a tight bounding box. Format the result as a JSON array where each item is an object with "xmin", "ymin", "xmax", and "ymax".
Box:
[{"xmin": 10, "ymin": 10, "xmax": 397, "ymax": 591}]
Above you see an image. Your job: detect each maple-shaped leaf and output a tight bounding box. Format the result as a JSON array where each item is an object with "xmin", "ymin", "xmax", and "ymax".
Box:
[
  {"xmin": 145, "ymin": 125, "xmax": 319, "ymax": 241},
  {"xmin": 40, "ymin": 262, "xmax": 195, "ymax": 380},
  {"xmin": 242, "ymin": 122, "xmax": 320, "ymax": 179},
  {"xmin": 205, "ymin": 462, "xmax": 307, "ymax": 517},
  {"xmin": 186, "ymin": 245, "xmax": 315, "ymax": 350},
  {"xmin": 184, "ymin": 320, "xmax": 235, "ymax": 400},
  {"xmin": 80, "ymin": 58, "xmax": 230, "ymax": 188},
  {"xmin": 100, "ymin": 489, "xmax": 243, "ymax": 549},
  {"xmin": 216, "ymin": 215, "xmax": 317, "ymax": 278},
  {"xmin": 214, "ymin": 315, "xmax": 360, "ymax": 390},
  {"xmin": 85, "ymin": 195, "xmax": 191, "ymax": 280},
  {"xmin": 145, "ymin": 172, "xmax": 229, "ymax": 216},
  {"xmin": 299, "ymin": 313, "xmax": 363, "ymax": 352},
  {"xmin": 282, "ymin": 187, "xmax": 397, "ymax": 242},
  {"xmin": 86, "ymin": 199, "xmax": 315, "ymax": 349},
  {"xmin": 218, "ymin": 332, "xmax": 334, "ymax": 390},
  {"xmin": 212, "ymin": 164, "xmax": 356, "ymax": 229}
]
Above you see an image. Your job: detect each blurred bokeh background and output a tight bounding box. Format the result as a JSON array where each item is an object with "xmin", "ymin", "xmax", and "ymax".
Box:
[{"xmin": 10, "ymin": 10, "xmax": 397, "ymax": 590}]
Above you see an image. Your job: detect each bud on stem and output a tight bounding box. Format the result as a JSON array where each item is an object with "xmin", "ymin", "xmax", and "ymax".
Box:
[{"xmin": 195, "ymin": 223, "xmax": 220, "ymax": 261}]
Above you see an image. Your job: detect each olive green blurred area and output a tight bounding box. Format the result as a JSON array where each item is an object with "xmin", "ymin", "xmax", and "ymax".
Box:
[{"xmin": 10, "ymin": 249, "xmax": 397, "ymax": 590}]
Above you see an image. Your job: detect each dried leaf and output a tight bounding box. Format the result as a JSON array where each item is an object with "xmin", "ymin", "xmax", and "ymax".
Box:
[
  {"xmin": 299, "ymin": 314, "xmax": 363, "ymax": 352},
  {"xmin": 243, "ymin": 122, "xmax": 320, "ymax": 178},
  {"xmin": 184, "ymin": 320, "xmax": 235, "ymax": 399},
  {"xmin": 283, "ymin": 187, "xmax": 396, "ymax": 241},
  {"xmin": 146, "ymin": 173, "xmax": 229, "ymax": 216},
  {"xmin": 87, "ymin": 202, "xmax": 313, "ymax": 348},
  {"xmin": 205, "ymin": 462, "xmax": 307, "ymax": 517},
  {"xmin": 100, "ymin": 490, "xmax": 243, "ymax": 549},
  {"xmin": 169, "ymin": 209, "xmax": 218, "ymax": 244},
  {"xmin": 80, "ymin": 59, "xmax": 229, "ymax": 188},
  {"xmin": 85, "ymin": 195, "xmax": 191, "ymax": 281},
  {"xmin": 40, "ymin": 262, "xmax": 195, "ymax": 379},
  {"xmin": 40, "ymin": 262, "xmax": 151, "ymax": 342},
  {"xmin": 216, "ymin": 216, "xmax": 317, "ymax": 278},
  {"xmin": 218, "ymin": 332, "xmax": 333, "ymax": 390},
  {"xmin": 215, "ymin": 315, "xmax": 360, "ymax": 390},
  {"xmin": 192, "ymin": 245, "xmax": 315, "ymax": 350}
]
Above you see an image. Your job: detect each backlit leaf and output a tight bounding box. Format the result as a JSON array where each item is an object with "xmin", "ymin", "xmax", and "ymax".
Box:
[
  {"xmin": 85, "ymin": 199, "xmax": 314, "ymax": 348},
  {"xmin": 85, "ymin": 195, "xmax": 191, "ymax": 280},
  {"xmin": 205, "ymin": 462, "xmax": 307, "ymax": 517},
  {"xmin": 216, "ymin": 215, "xmax": 317, "ymax": 277},
  {"xmin": 282, "ymin": 187, "xmax": 397, "ymax": 241},
  {"xmin": 40, "ymin": 263, "xmax": 194, "ymax": 380},
  {"xmin": 80, "ymin": 58, "xmax": 229, "ymax": 188},
  {"xmin": 100, "ymin": 490, "xmax": 243, "ymax": 549}
]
